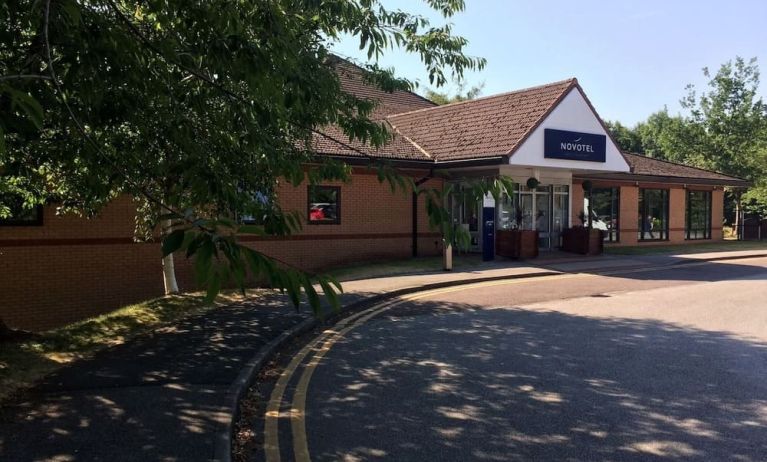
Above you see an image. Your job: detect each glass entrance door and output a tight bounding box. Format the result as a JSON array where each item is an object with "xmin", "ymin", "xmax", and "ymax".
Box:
[
  {"xmin": 497, "ymin": 184, "xmax": 570, "ymax": 252},
  {"xmin": 535, "ymin": 190, "xmax": 551, "ymax": 249},
  {"xmin": 551, "ymin": 186, "xmax": 569, "ymax": 249}
]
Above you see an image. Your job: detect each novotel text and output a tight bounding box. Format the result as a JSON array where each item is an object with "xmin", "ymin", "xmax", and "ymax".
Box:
[{"xmin": 560, "ymin": 142, "xmax": 594, "ymax": 153}]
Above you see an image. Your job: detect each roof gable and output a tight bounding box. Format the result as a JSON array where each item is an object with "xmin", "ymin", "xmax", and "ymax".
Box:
[{"xmin": 508, "ymin": 85, "xmax": 630, "ymax": 172}]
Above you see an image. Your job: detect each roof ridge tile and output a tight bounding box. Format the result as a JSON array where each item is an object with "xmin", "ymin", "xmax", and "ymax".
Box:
[{"xmin": 387, "ymin": 78, "xmax": 577, "ymax": 119}]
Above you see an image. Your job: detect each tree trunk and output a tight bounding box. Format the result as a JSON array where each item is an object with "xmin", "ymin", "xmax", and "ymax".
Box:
[{"xmin": 162, "ymin": 219, "xmax": 180, "ymax": 294}]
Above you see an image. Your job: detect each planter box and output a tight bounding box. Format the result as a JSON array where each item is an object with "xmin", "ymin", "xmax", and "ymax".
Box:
[
  {"xmin": 561, "ymin": 227, "xmax": 604, "ymax": 255},
  {"xmin": 496, "ymin": 229, "xmax": 539, "ymax": 259}
]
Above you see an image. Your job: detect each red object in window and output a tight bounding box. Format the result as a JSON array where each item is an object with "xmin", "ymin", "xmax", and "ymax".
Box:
[{"xmin": 309, "ymin": 207, "xmax": 325, "ymax": 221}]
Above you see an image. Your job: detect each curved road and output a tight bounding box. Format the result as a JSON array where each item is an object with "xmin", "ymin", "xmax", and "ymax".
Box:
[{"xmin": 260, "ymin": 257, "xmax": 767, "ymax": 462}]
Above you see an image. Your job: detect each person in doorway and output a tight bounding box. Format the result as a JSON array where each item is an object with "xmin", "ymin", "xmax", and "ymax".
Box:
[
  {"xmin": 536, "ymin": 210, "xmax": 546, "ymax": 230},
  {"xmin": 644, "ymin": 214, "xmax": 655, "ymax": 239}
]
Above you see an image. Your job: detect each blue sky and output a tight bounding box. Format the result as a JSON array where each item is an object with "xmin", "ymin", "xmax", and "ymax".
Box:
[{"xmin": 330, "ymin": 0, "xmax": 767, "ymax": 126}]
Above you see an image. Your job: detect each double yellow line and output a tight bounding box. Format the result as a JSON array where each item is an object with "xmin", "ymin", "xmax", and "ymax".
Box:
[
  {"xmin": 261, "ymin": 255, "xmax": 767, "ymax": 461},
  {"xmin": 262, "ymin": 273, "xmax": 586, "ymax": 462}
]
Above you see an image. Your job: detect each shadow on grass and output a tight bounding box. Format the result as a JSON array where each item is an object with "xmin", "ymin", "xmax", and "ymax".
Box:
[
  {"xmin": 303, "ymin": 299, "xmax": 767, "ymax": 462},
  {"xmin": 0, "ymin": 294, "xmax": 214, "ymax": 404},
  {"xmin": 0, "ymin": 291, "xmax": 310, "ymax": 461},
  {"xmin": 326, "ymin": 254, "xmax": 485, "ymax": 282}
]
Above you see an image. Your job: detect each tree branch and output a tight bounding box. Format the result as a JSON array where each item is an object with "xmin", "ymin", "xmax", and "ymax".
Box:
[
  {"xmin": 42, "ymin": 0, "xmax": 190, "ymax": 226},
  {"xmin": 0, "ymin": 74, "xmax": 53, "ymax": 82}
]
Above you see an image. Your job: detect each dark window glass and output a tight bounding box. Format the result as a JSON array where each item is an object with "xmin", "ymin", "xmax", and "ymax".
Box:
[
  {"xmin": 239, "ymin": 192, "xmax": 270, "ymax": 225},
  {"xmin": 638, "ymin": 189, "xmax": 669, "ymax": 241},
  {"xmin": 590, "ymin": 187, "xmax": 620, "ymax": 242},
  {"xmin": 0, "ymin": 194, "xmax": 43, "ymax": 226},
  {"xmin": 686, "ymin": 190, "xmax": 712, "ymax": 240},
  {"xmin": 308, "ymin": 186, "xmax": 340, "ymax": 224}
]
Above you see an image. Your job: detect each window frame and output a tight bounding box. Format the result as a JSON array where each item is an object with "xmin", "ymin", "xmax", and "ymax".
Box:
[
  {"xmin": 590, "ymin": 187, "xmax": 621, "ymax": 243},
  {"xmin": 685, "ymin": 190, "xmax": 712, "ymax": 240},
  {"xmin": 637, "ymin": 188, "xmax": 669, "ymax": 242},
  {"xmin": 307, "ymin": 185, "xmax": 341, "ymax": 225}
]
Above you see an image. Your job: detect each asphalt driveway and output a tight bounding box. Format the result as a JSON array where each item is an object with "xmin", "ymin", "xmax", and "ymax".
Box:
[{"xmin": 265, "ymin": 257, "xmax": 767, "ymax": 461}]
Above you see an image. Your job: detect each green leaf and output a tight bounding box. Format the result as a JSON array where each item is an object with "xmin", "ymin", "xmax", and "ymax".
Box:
[
  {"xmin": 161, "ymin": 229, "xmax": 186, "ymax": 256},
  {"xmin": 302, "ymin": 275, "xmax": 322, "ymax": 315},
  {"xmin": 204, "ymin": 270, "xmax": 221, "ymax": 303},
  {"xmin": 318, "ymin": 278, "xmax": 340, "ymax": 312}
]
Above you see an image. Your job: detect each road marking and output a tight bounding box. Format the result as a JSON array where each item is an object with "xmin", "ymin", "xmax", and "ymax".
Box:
[
  {"xmin": 263, "ymin": 299, "xmax": 404, "ymax": 462},
  {"xmin": 264, "ymin": 259, "xmax": 756, "ymax": 461},
  {"xmin": 266, "ymin": 273, "xmax": 587, "ymax": 462}
]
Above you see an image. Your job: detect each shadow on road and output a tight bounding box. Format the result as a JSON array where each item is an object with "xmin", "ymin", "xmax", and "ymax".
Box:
[
  {"xmin": 306, "ymin": 300, "xmax": 767, "ymax": 461},
  {"xmin": 556, "ymin": 257, "xmax": 767, "ymax": 283}
]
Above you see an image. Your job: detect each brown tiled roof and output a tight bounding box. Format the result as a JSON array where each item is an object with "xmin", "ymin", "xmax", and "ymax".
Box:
[
  {"xmin": 311, "ymin": 59, "xmax": 437, "ymax": 160},
  {"xmin": 578, "ymin": 152, "xmax": 749, "ymax": 186},
  {"xmin": 386, "ymin": 79, "xmax": 577, "ymax": 161},
  {"xmin": 314, "ymin": 62, "xmax": 748, "ymax": 186},
  {"xmin": 622, "ymin": 152, "xmax": 748, "ymax": 184}
]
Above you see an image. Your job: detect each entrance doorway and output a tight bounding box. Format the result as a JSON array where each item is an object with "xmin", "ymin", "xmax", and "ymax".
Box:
[{"xmin": 498, "ymin": 184, "xmax": 570, "ymax": 251}]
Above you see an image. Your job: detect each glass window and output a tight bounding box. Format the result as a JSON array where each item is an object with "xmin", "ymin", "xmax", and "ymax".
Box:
[
  {"xmin": 497, "ymin": 185, "xmax": 532, "ymax": 230},
  {"xmin": 686, "ymin": 190, "xmax": 712, "ymax": 240},
  {"xmin": 0, "ymin": 194, "xmax": 43, "ymax": 226},
  {"xmin": 590, "ymin": 187, "xmax": 620, "ymax": 242},
  {"xmin": 638, "ymin": 189, "xmax": 669, "ymax": 241},
  {"xmin": 308, "ymin": 186, "xmax": 340, "ymax": 224},
  {"xmin": 239, "ymin": 191, "xmax": 270, "ymax": 225}
]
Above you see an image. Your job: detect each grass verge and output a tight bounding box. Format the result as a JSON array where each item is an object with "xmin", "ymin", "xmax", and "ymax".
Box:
[
  {"xmin": 327, "ymin": 254, "xmax": 485, "ymax": 282},
  {"xmin": 605, "ymin": 240, "xmax": 767, "ymax": 256},
  {"xmin": 0, "ymin": 292, "xmax": 245, "ymax": 404}
]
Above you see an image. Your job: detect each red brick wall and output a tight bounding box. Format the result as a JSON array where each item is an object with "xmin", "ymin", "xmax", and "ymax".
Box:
[
  {"xmin": 0, "ymin": 171, "xmax": 442, "ymax": 331},
  {"xmin": 571, "ymin": 182, "xmax": 584, "ymax": 226},
  {"xmin": 712, "ymin": 188, "xmax": 725, "ymax": 240},
  {"xmin": 618, "ymin": 185, "xmax": 639, "ymax": 245}
]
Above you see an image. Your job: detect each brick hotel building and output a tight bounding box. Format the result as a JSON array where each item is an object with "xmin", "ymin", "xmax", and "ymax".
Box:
[{"xmin": 1, "ymin": 61, "xmax": 748, "ymax": 330}]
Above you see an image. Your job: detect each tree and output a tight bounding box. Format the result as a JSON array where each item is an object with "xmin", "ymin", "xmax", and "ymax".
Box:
[
  {"xmin": 674, "ymin": 57, "xmax": 767, "ymax": 220},
  {"xmin": 607, "ymin": 57, "xmax": 767, "ymax": 220},
  {"xmin": 679, "ymin": 57, "xmax": 767, "ymax": 181},
  {"xmin": 424, "ymin": 80, "xmax": 485, "ymax": 105},
  {"xmin": 604, "ymin": 120, "xmax": 644, "ymax": 153},
  {"xmin": 1, "ymin": 0, "xmax": 509, "ymax": 315}
]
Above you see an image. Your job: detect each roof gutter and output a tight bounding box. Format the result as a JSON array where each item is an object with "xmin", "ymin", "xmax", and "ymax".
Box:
[
  {"xmin": 321, "ymin": 154, "xmax": 507, "ymax": 169},
  {"xmin": 574, "ymin": 173, "xmax": 751, "ymax": 188},
  {"xmin": 433, "ymin": 156, "xmax": 506, "ymax": 168}
]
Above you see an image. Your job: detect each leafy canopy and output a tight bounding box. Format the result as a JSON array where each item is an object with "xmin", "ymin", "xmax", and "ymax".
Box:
[
  {"xmin": 606, "ymin": 57, "xmax": 767, "ymax": 217},
  {"xmin": 1, "ymin": 0, "xmax": 511, "ymax": 312},
  {"xmin": 424, "ymin": 80, "xmax": 485, "ymax": 105}
]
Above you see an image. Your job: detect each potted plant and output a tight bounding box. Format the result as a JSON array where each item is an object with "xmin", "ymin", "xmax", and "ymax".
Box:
[
  {"xmin": 496, "ymin": 204, "xmax": 539, "ymax": 259},
  {"xmin": 561, "ymin": 182, "xmax": 604, "ymax": 255}
]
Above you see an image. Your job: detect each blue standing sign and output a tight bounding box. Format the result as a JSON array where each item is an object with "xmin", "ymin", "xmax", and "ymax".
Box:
[{"xmin": 482, "ymin": 206, "xmax": 495, "ymax": 261}]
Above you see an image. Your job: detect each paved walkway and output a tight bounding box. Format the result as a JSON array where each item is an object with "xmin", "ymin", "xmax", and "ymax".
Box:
[{"xmin": 1, "ymin": 248, "xmax": 765, "ymax": 461}]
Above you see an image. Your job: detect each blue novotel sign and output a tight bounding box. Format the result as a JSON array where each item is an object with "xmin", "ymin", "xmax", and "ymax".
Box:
[{"xmin": 544, "ymin": 128, "xmax": 606, "ymax": 162}]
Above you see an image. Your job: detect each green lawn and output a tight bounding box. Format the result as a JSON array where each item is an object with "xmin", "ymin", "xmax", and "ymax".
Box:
[
  {"xmin": 605, "ymin": 240, "xmax": 767, "ymax": 256},
  {"xmin": 0, "ymin": 292, "xmax": 248, "ymax": 404},
  {"xmin": 327, "ymin": 254, "xmax": 485, "ymax": 282}
]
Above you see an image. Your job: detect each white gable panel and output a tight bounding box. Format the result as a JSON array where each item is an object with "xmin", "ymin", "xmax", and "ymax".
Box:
[{"xmin": 509, "ymin": 88, "xmax": 630, "ymax": 172}]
